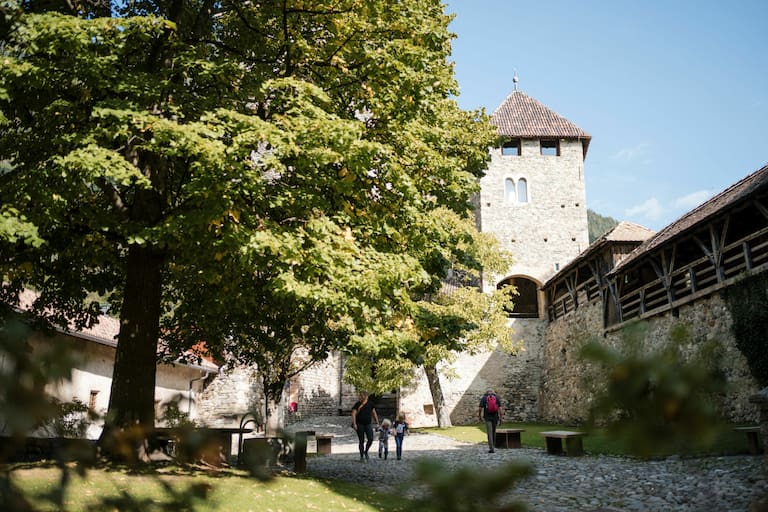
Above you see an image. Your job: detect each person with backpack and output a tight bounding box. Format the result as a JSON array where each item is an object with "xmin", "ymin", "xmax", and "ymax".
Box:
[{"xmin": 478, "ymin": 388, "xmax": 503, "ymax": 453}]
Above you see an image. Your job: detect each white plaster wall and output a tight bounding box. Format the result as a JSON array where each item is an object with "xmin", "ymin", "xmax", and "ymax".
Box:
[{"xmin": 5, "ymin": 331, "xmax": 209, "ymax": 439}]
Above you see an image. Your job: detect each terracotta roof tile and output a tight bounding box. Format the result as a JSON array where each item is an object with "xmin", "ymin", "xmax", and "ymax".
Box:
[
  {"xmin": 15, "ymin": 289, "xmax": 218, "ymax": 371},
  {"xmin": 491, "ymin": 90, "xmax": 592, "ymax": 140}
]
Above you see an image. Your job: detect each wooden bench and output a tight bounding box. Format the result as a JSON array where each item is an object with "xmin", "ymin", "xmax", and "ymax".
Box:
[
  {"xmin": 495, "ymin": 428, "xmax": 525, "ymax": 449},
  {"xmin": 315, "ymin": 434, "xmax": 334, "ymax": 454},
  {"xmin": 540, "ymin": 430, "xmax": 586, "ymax": 456},
  {"xmin": 734, "ymin": 426, "xmax": 762, "ymax": 455}
]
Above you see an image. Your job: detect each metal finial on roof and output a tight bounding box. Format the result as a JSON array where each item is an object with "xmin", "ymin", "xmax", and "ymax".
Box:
[{"xmin": 513, "ymin": 70, "xmax": 519, "ymax": 91}]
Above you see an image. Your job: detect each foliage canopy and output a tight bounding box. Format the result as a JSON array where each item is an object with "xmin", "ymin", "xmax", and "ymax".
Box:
[{"xmin": 0, "ymin": 0, "xmax": 501, "ymax": 438}]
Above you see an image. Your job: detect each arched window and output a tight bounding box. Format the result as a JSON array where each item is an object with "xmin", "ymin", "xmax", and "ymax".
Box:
[
  {"xmin": 504, "ymin": 178, "xmax": 516, "ymax": 203},
  {"xmin": 497, "ymin": 276, "xmax": 539, "ymax": 318},
  {"xmin": 517, "ymin": 178, "xmax": 528, "ymax": 203}
]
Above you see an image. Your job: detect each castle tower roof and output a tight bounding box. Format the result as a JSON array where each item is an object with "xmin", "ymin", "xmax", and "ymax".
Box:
[{"xmin": 490, "ymin": 90, "xmax": 591, "ymax": 156}]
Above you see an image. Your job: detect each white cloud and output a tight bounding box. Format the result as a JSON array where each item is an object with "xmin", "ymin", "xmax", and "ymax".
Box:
[
  {"xmin": 625, "ymin": 197, "xmax": 665, "ymax": 221},
  {"xmin": 613, "ymin": 142, "xmax": 651, "ymax": 162},
  {"xmin": 673, "ymin": 190, "xmax": 713, "ymax": 210}
]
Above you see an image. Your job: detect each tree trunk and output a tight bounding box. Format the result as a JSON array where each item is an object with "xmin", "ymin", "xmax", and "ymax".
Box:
[
  {"xmin": 99, "ymin": 244, "xmax": 163, "ymax": 461},
  {"xmin": 264, "ymin": 398, "xmax": 282, "ymax": 436},
  {"xmin": 424, "ymin": 364, "xmax": 452, "ymax": 428}
]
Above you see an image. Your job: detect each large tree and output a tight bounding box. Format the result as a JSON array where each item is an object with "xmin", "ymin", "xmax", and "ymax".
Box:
[
  {"xmin": 0, "ymin": 0, "xmax": 498, "ymax": 454},
  {"xmin": 344, "ymin": 209, "xmax": 518, "ymax": 427}
]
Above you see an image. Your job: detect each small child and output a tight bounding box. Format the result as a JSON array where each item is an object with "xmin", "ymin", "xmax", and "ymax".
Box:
[
  {"xmin": 393, "ymin": 412, "xmax": 409, "ymax": 460},
  {"xmin": 377, "ymin": 418, "xmax": 392, "ymax": 459}
]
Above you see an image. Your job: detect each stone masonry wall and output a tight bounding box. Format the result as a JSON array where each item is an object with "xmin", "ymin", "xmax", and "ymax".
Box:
[
  {"xmin": 196, "ymin": 289, "xmax": 761, "ymax": 429},
  {"xmin": 540, "ymin": 292, "xmax": 760, "ymax": 424},
  {"xmin": 398, "ymin": 317, "xmax": 545, "ymax": 427},
  {"xmin": 196, "ymin": 365, "xmax": 264, "ymax": 427},
  {"xmin": 286, "ymin": 352, "xmax": 348, "ymax": 425},
  {"xmin": 478, "ymin": 139, "xmax": 589, "ymax": 289}
]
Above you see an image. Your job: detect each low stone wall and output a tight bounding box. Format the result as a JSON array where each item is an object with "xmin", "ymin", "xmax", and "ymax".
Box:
[{"xmin": 196, "ymin": 366, "xmax": 264, "ymax": 426}]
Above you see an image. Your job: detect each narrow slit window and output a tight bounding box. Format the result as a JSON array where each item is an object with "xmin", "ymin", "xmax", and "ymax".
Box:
[{"xmin": 89, "ymin": 390, "xmax": 99, "ymax": 410}]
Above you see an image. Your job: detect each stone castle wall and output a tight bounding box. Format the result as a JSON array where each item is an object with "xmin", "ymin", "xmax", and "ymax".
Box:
[
  {"xmin": 539, "ymin": 292, "xmax": 760, "ymax": 425},
  {"xmin": 398, "ymin": 317, "xmax": 545, "ymax": 427},
  {"xmin": 194, "ymin": 132, "xmax": 762, "ymax": 429},
  {"xmin": 196, "ymin": 365, "xmax": 263, "ymax": 427},
  {"xmin": 285, "ymin": 353, "xmax": 355, "ymax": 425}
]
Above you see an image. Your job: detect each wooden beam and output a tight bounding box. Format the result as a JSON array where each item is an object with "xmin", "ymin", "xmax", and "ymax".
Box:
[
  {"xmin": 693, "ymin": 216, "xmax": 730, "ymax": 283},
  {"xmin": 753, "ymin": 199, "xmax": 768, "ymax": 220},
  {"xmin": 743, "ymin": 241, "xmax": 754, "ymax": 271},
  {"xmin": 565, "ymin": 274, "xmax": 578, "ymax": 311},
  {"xmin": 649, "ymin": 246, "xmax": 677, "ymax": 307},
  {"xmin": 688, "ymin": 268, "xmax": 697, "ymax": 293}
]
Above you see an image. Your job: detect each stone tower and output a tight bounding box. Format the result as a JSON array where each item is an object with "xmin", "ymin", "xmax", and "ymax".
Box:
[
  {"xmin": 477, "ymin": 87, "xmax": 591, "ymax": 312},
  {"xmin": 392, "ymin": 88, "xmax": 595, "ymax": 426}
]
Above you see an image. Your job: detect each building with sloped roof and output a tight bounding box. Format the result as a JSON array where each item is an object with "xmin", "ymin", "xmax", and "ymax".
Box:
[
  {"xmin": 390, "ymin": 86, "xmax": 598, "ymax": 426},
  {"xmin": 1, "ymin": 290, "xmax": 219, "ymax": 441},
  {"xmin": 476, "ymin": 88, "xmax": 591, "ymax": 305},
  {"xmin": 539, "ymin": 164, "xmax": 768, "ymax": 423}
]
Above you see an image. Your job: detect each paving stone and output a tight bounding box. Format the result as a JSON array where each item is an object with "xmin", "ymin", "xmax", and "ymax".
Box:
[{"xmin": 287, "ymin": 417, "xmax": 768, "ymax": 511}]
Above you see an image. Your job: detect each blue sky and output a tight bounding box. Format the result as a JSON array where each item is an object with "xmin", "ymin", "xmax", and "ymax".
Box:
[{"xmin": 445, "ymin": 0, "xmax": 768, "ymax": 231}]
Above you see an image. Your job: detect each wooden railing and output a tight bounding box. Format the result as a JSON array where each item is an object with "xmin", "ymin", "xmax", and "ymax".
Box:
[
  {"xmin": 615, "ymin": 227, "xmax": 768, "ymax": 324},
  {"xmin": 546, "ymin": 221, "xmax": 768, "ymax": 326}
]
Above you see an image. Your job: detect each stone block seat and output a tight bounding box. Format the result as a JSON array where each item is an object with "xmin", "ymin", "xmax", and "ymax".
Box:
[
  {"xmin": 734, "ymin": 426, "xmax": 762, "ymax": 455},
  {"xmin": 315, "ymin": 434, "xmax": 334, "ymax": 454},
  {"xmin": 495, "ymin": 428, "xmax": 525, "ymax": 449},
  {"xmin": 539, "ymin": 430, "xmax": 586, "ymax": 456}
]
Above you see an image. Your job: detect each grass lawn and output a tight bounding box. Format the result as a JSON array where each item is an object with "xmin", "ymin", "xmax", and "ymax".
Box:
[
  {"xmin": 11, "ymin": 463, "xmax": 411, "ymax": 512},
  {"xmin": 418, "ymin": 422, "xmax": 758, "ymax": 458},
  {"xmin": 8, "ymin": 423, "xmax": 758, "ymax": 510}
]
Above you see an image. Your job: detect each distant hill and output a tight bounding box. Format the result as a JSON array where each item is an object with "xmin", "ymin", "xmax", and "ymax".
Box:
[{"xmin": 588, "ymin": 209, "xmax": 619, "ymax": 244}]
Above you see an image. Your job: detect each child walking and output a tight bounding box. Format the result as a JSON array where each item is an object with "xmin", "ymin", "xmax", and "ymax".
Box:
[
  {"xmin": 377, "ymin": 418, "xmax": 392, "ymax": 459},
  {"xmin": 393, "ymin": 412, "xmax": 409, "ymax": 460}
]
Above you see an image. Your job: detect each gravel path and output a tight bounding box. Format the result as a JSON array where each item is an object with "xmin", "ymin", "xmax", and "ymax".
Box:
[{"xmin": 285, "ymin": 417, "xmax": 768, "ymax": 512}]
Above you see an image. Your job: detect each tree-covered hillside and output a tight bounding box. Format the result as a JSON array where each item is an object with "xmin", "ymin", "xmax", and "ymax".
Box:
[{"xmin": 588, "ymin": 209, "xmax": 620, "ymax": 244}]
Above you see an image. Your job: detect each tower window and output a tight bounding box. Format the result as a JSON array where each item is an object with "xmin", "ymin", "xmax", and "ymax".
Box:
[
  {"xmin": 501, "ymin": 138, "xmax": 521, "ymax": 156},
  {"xmin": 517, "ymin": 178, "xmax": 528, "ymax": 203},
  {"xmin": 505, "ymin": 178, "xmax": 516, "ymax": 203},
  {"xmin": 540, "ymin": 139, "xmax": 559, "ymax": 156}
]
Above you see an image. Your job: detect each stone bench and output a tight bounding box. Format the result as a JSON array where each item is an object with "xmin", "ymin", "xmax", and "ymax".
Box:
[
  {"xmin": 315, "ymin": 434, "xmax": 334, "ymax": 454},
  {"xmin": 495, "ymin": 428, "xmax": 525, "ymax": 449},
  {"xmin": 734, "ymin": 426, "xmax": 762, "ymax": 455},
  {"xmin": 540, "ymin": 430, "xmax": 586, "ymax": 456}
]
